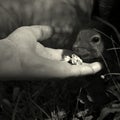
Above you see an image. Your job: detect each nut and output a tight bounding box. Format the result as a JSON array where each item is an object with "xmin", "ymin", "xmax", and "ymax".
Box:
[
  {"xmin": 63, "ymin": 55, "xmax": 71, "ymax": 62},
  {"xmin": 63, "ymin": 54, "xmax": 83, "ymax": 65},
  {"xmin": 71, "ymin": 54, "xmax": 83, "ymax": 65}
]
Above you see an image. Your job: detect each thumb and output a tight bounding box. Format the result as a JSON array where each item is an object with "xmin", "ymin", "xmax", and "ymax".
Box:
[
  {"xmin": 28, "ymin": 25, "xmax": 54, "ymax": 41},
  {"xmin": 8, "ymin": 25, "xmax": 54, "ymax": 42}
]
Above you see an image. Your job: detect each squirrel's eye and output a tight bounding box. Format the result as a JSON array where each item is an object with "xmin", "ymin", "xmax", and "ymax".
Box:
[
  {"xmin": 92, "ymin": 37, "xmax": 100, "ymax": 42},
  {"xmin": 91, "ymin": 35, "xmax": 100, "ymax": 44}
]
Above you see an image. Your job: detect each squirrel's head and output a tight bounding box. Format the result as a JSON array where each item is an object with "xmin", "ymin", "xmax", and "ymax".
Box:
[{"xmin": 72, "ymin": 29, "xmax": 105, "ymax": 62}]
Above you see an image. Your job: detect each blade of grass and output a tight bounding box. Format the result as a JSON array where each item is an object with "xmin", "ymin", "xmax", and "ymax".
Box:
[{"xmin": 31, "ymin": 99, "xmax": 51, "ymax": 119}]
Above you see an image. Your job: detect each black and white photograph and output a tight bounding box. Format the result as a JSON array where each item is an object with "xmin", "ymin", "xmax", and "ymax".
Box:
[{"xmin": 0, "ymin": 0, "xmax": 120, "ymax": 120}]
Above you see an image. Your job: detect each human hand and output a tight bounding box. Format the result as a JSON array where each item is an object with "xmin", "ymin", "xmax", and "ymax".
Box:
[{"xmin": 0, "ymin": 25, "xmax": 102, "ymax": 79}]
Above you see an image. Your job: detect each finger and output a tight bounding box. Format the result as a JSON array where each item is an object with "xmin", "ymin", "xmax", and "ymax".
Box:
[
  {"xmin": 72, "ymin": 62, "xmax": 102, "ymax": 76},
  {"xmin": 8, "ymin": 25, "xmax": 54, "ymax": 42},
  {"xmin": 28, "ymin": 25, "xmax": 54, "ymax": 41},
  {"xmin": 89, "ymin": 62, "xmax": 102, "ymax": 74},
  {"xmin": 23, "ymin": 58, "xmax": 102, "ymax": 78}
]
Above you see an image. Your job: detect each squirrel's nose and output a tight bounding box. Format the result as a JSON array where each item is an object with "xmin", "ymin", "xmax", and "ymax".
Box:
[
  {"xmin": 72, "ymin": 44, "xmax": 79, "ymax": 52},
  {"xmin": 72, "ymin": 46, "xmax": 77, "ymax": 51}
]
